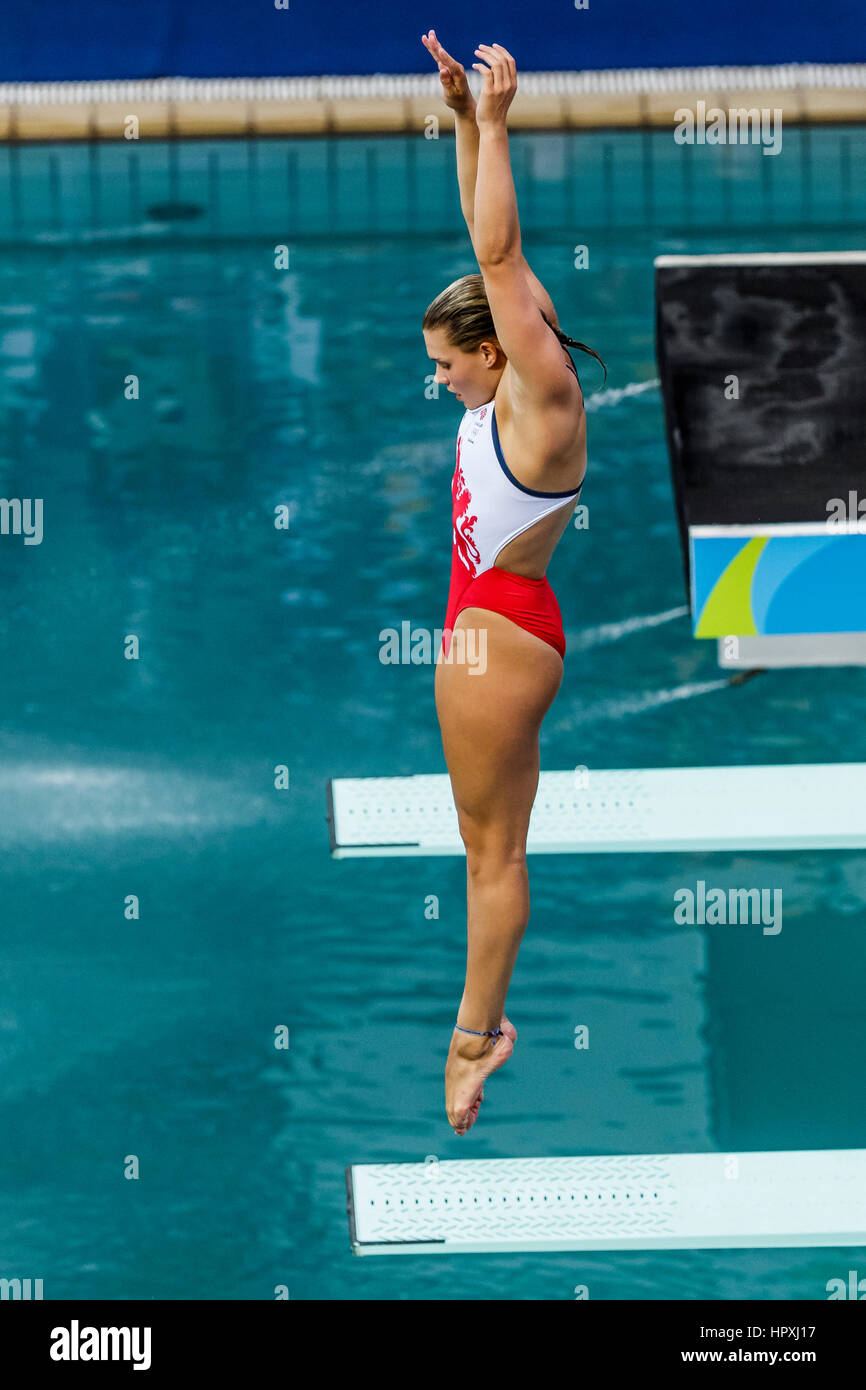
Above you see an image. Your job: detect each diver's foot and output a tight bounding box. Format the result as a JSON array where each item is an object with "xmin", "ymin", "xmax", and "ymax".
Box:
[
  {"xmin": 445, "ymin": 1021, "xmax": 514, "ymax": 1136},
  {"xmin": 466, "ymin": 1016, "xmax": 515, "ymax": 1124}
]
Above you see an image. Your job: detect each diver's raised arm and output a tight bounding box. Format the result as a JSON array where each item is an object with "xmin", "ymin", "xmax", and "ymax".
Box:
[
  {"xmin": 421, "ymin": 32, "xmax": 562, "ymax": 331},
  {"xmin": 471, "ymin": 44, "xmax": 575, "ymax": 405},
  {"xmin": 421, "ymin": 30, "xmax": 479, "ymax": 239}
]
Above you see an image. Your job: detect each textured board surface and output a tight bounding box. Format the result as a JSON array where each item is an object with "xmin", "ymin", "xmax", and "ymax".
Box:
[
  {"xmin": 347, "ymin": 1149, "xmax": 866, "ymax": 1255},
  {"xmin": 328, "ymin": 764, "xmax": 866, "ymax": 856}
]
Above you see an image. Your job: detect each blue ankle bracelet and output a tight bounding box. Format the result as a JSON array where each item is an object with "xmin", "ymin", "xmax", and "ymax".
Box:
[{"xmin": 454, "ymin": 1022, "xmax": 503, "ymax": 1041}]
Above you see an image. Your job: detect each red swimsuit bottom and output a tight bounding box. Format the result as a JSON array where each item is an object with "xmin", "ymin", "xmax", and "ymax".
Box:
[{"xmin": 442, "ymin": 564, "xmax": 566, "ymax": 661}]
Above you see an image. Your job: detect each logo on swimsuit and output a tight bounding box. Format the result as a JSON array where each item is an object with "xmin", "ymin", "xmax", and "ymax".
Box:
[
  {"xmin": 466, "ymin": 406, "xmax": 488, "ymax": 444},
  {"xmin": 453, "ymin": 443, "xmax": 480, "ymax": 577}
]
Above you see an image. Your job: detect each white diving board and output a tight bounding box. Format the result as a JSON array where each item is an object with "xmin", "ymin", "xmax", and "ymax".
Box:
[
  {"xmin": 347, "ymin": 1149, "xmax": 866, "ymax": 1255},
  {"xmin": 327, "ymin": 763, "xmax": 866, "ymax": 857}
]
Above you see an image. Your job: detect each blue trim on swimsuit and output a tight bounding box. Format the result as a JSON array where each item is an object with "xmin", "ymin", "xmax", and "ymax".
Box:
[
  {"xmin": 491, "ymin": 407, "xmax": 584, "ymax": 500},
  {"xmin": 563, "ymin": 347, "xmax": 580, "ymax": 382}
]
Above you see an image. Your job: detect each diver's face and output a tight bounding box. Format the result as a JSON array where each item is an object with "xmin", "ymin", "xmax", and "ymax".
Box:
[{"xmin": 423, "ymin": 328, "xmax": 502, "ymax": 410}]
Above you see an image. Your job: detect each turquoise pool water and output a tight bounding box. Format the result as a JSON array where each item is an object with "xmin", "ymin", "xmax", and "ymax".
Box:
[{"xmin": 0, "ymin": 128, "xmax": 864, "ymax": 1300}]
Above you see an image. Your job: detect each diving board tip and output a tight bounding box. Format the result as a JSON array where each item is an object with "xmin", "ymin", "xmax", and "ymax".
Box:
[
  {"xmin": 328, "ymin": 763, "xmax": 866, "ymax": 857},
  {"xmin": 347, "ymin": 1149, "xmax": 866, "ymax": 1255}
]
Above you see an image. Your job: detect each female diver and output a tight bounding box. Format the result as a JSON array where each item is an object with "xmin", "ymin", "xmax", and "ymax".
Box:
[{"xmin": 421, "ymin": 31, "xmax": 605, "ymax": 1136}]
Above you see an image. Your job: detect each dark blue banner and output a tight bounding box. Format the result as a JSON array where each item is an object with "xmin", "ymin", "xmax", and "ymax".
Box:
[{"xmin": 2, "ymin": 0, "xmax": 864, "ymax": 81}]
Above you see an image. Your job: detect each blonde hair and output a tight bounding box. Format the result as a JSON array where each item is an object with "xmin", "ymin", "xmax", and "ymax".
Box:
[{"xmin": 423, "ymin": 272, "xmax": 606, "ymax": 380}]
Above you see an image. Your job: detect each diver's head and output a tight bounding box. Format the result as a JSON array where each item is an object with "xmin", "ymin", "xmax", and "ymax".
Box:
[{"xmin": 422, "ymin": 273, "xmax": 505, "ymax": 410}]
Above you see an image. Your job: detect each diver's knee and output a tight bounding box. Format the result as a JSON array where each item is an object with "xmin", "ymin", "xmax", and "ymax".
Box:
[{"xmin": 459, "ymin": 815, "xmax": 529, "ymax": 870}]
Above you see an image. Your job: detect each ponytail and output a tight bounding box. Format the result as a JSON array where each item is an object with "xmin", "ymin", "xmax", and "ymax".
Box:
[{"xmin": 541, "ymin": 311, "xmax": 607, "ymax": 383}]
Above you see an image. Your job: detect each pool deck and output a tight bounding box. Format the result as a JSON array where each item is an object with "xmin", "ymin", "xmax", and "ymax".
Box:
[{"xmin": 1, "ymin": 65, "xmax": 865, "ymax": 140}]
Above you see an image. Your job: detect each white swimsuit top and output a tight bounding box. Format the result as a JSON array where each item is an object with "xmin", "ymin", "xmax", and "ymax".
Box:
[{"xmin": 451, "ymin": 397, "xmax": 583, "ymax": 582}]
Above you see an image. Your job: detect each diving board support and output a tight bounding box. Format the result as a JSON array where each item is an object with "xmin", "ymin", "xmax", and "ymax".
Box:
[
  {"xmin": 718, "ymin": 633, "xmax": 866, "ymax": 668},
  {"xmin": 347, "ymin": 1149, "xmax": 866, "ymax": 1255},
  {"xmin": 327, "ymin": 763, "xmax": 866, "ymax": 857}
]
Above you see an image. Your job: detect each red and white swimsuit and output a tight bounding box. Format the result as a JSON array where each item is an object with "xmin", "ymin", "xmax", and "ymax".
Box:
[{"xmin": 442, "ymin": 371, "xmax": 583, "ymax": 660}]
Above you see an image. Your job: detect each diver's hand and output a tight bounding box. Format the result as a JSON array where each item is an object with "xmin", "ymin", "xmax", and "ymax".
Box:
[
  {"xmin": 421, "ymin": 29, "xmax": 476, "ymax": 116},
  {"xmin": 472, "ymin": 43, "xmax": 518, "ymax": 129}
]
